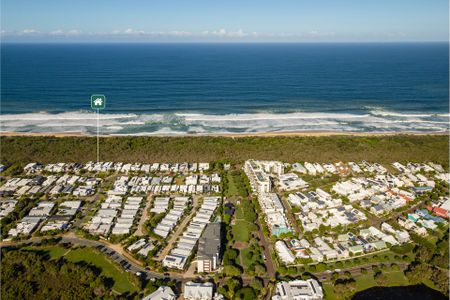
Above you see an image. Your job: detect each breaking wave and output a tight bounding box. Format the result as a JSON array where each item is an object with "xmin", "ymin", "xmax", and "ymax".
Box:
[{"xmin": 0, "ymin": 109, "xmax": 448, "ymax": 135}]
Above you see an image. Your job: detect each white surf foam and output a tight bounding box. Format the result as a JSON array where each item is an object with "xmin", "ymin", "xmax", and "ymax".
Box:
[{"xmin": 0, "ymin": 110, "xmax": 448, "ymax": 135}]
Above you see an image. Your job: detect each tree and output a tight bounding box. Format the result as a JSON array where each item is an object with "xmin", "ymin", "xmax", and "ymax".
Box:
[
  {"xmin": 331, "ymin": 272, "xmax": 340, "ymax": 280},
  {"xmin": 254, "ymin": 263, "xmax": 266, "ymax": 276},
  {"xmin": 404, "ymin": 263, "xmax": 432, "ymax": 285},
  {"xmin": 277, "ymin": 266, "xmax": 287, "ymax": 275},
  {"xmin": 287, "ymin": 267, "xmax": 297, "ymax": 275},
  {"xmin": 225, "ymin": 278, "xmax": 242, "ymax": 299},
  {"xmin": 308, "ymin": 265, "xmax": 317, "ymax": 272},
  {"xmin": 390, "ymin": 263, "xmax": 400, "ymax": 271},
  {"xmin": 391, "ymin": 243, "xmax": 414, "ymax": 254},
  {"xmin": 235, "ymin": 287, "xmax": 256, "ymax": 300},
  {"xmin": 249, "ymin": 277, "xmax": 264, "ymax": 291},
  {"xmin": 417, "ymin": 246, "xmax": 433, "ymax": 263},
  {"xmin": 223, "ymin": 248, "xmax": 239, "ymax": 266},
  {"xmin": 223, "ymin": 265, "xmax": 243, "ymax": 277},
  {"xmin": 316, "ymin": 262, "xmax": 327, "ymax": 272},
  {"xmin": 1, "ymin": 249, "xmax": 111, "ymax": 299},
  {"xmin": 333, "ymin": 279, "xmax": 356, "ymax": 300},
  {"xmin": 431, "ymin": 268, "xmax": 449, "ymax": 296},
  {"xmin": 373, "ymin": 271, "xmax": 388, "ymax": 285},
  {"xmin": 3, "ymin": 164, "xmax": 23, "ymax": 176}
]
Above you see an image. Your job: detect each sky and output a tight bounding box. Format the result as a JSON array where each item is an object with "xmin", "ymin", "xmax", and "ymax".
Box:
[{"xmin": 1, "ymin": 0, "xmax": 449, "ymax": 42}]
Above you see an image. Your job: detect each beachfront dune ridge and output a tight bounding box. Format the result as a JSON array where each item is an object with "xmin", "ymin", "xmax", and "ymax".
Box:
[{"xmin": 1, "ymin": 135, "xmax": 448, "ymax": 166}]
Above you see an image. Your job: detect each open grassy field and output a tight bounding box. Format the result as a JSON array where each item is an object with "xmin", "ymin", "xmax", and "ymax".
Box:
[
  {"xmin": 22, "ymin": 244, "xmax": 69, "ymax": 259},
  {"xmin": 232, "ymin": 220, "xmax": 257, "ymax": 243},
  {"xmin": 1, "ymin": 135, "xmax": 448, "ymax": 165},
  {"xmin": 322, "ymin": 270, "xmax": 409, "ymax": 300},
  {"xmin": 65, "ymin": 247, "xmax": 138, "ymax": 294},
  {"xmin": 232, "ymin": 197, "xmax": 258, "ymax": 243},
  {"xmin": 22, "ymin": 245, "xmax": 138, "ymax": 294},
  {"xmin": 226, "ymin": 171, "xmax": 249, "ymax": 198}
]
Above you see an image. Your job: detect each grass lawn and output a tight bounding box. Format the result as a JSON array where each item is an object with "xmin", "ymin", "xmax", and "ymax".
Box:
[
  {"xmin": 65, "ymin": 247, "xmax": 138, "ymax": 294},
  {"xmin": 227, "ymin": 172, "xmax": 240, "ymax": 197},
  {"xmin": 326, "ymin": 250, "xmax": 414, "ymax": 270},
  {"xmin": 46, "ymin": 245, "xmax": 69, "ymax": 259},
  {"xmin": 322, "ymin": 283, "xmax": 338, "ymax": 300},
  {"xmin": 22, "ymin": 245, "xmax": 68, "ymax": 259},
  {"xmin": 234, "ymin": 203, "xmax": 244, "ymax": 220},
  {"xmin": 384, "ymin": 271, "xmax": 409, "ymax": 286},
  {"xmin": 354, "ymin": 271, "xmax": 409, "ymax": 290},
  {"xmin": 422, "ymin": 278, "xmax": 440, "ymax": 291},
  {"xmin": 226, "ymin": 171, "xmax": 248, "ymax": 198},
  {"xmin": 232, "ymin": 220, "xmax": 257, "ymax": 243},
  {"xmin": 22, "ymin": 245, "xmax": 138, "ymax": 294},
  {"xmin": 323, "ymin": 270, "xmax": 409, "ymax": 300}
]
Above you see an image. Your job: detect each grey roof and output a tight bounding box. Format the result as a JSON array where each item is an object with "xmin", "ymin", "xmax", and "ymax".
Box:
[{"xmin": 197, "ymin": 223, "xmax": 221, "ymax": 261}]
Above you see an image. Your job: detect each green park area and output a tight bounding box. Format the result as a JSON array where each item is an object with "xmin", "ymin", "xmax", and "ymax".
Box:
[
  {"xmin": 320, "ymin": 230, "xmax": 449, "ymax": 299},
  {"xmin": 322, "ymin": 270, "xmax": 410, "ymax": 300},
  {"xmin": 230, "ymin": 191, "xmax": 258, "ymax": 245},
  {"xmin": 20, "ymin": 245, "xmax": 138, "ymax": 294},
  {"xmin": 226, "ymin": 170, "xmax": 249, "ymax": 198},
  {"xmin": 232, "ymin": 219, "xmax": 257, "ymax": 243}
]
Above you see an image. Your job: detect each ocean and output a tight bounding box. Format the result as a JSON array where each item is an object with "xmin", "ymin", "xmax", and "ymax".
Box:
[{"xmin": 1, "ymin": 43, "xmax": 449, "ymax": 135}]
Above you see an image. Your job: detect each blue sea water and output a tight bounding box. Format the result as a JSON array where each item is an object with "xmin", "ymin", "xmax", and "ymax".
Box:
[{"xmin": 1, "ymin": 43, "xmax": 449, "ymax": 135}]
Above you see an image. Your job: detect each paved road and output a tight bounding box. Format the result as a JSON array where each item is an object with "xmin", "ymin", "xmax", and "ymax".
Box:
[
  {"xmin": 156, "ymin": 196, "xmax": 200, "ymax": 261},
  {"xmin": 72, "ymin": 176, "xmax": 111, "ymax": 229},
  {"xmin": 134, "ymin": 193, "xmax": 154, "ymax": 236},
  {"xmin": 62, "ymin": 236, "xmax": 162, "ymax": 279},
  {"xmin": 257, "ymin": 221, "xmax": 276, "ymax": 278},
  {"xmin": 248, "ymin": 194, "xmax": 277, "ymax": 282},
  {"xmin": 0, "ymin": 235, "xmax": 183, "ymax": 281},
  {"xmin": 0, "ymin": 233, "xmax": 412, "ymax": 286}
]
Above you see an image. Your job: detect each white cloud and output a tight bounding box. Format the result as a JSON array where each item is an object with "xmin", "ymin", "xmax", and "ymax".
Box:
[
  {"xmin": 385, "ymin": 31, "xmax": 407, "ymax": 38},
  {"xmin": 22, "ymin": 28, "xmax": 39, "ymax": 34},
  {"xmin": 305, "ymin": 30, "xmax": 335, "ymax": 38},
  {"xmin": 49, "ymin": 29, "xmax": 82, "ymax": 36},
  {"xmin": 201, "ymin": 28, "xmax": 250, "ymax": 38},
  {"xmin": 50, "ymin": 29, "xmax": 64, "ymax": 36},
  {"xmin": 110, "ymin": 28, "xmax": 146, "ymax": 35},
  {"xmin": 67, "ymin": 29, "xmax": 81, "ymax": 35},
  {"xmin": 6, "ymin": 28, "xmax": 411, "ymax": 42},
  {"xmin": 124, "ymin": 28, "xmax": 145, "ymax": 35},
  {"xmin": 168, "ymin": 30, "xmax": 192, "ymax": 37}
]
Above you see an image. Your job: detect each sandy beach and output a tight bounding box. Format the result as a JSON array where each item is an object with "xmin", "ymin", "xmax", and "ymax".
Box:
[{"xmin": 0, "ymin": 130, "xmax": 447, "ymax": 138}]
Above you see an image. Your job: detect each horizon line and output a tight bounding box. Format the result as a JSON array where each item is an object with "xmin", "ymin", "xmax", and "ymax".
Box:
[{"xmin": 1, "ymin": 40, "xmax": 449, "ymax": 44}]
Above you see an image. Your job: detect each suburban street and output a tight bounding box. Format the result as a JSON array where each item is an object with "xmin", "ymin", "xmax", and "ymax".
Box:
[
  {"xmin": 133, "ymin": 193, "xmax": 154, "ymax": 236},
  {"xmin": 2, "ymin": 231, "xmax": 403, "ymax": 284},
  {"xmin": 155, "ymin": 196, "xmax": 200, "ymax": 261},
  {"xmin": 0, "ymin": 234, "xmax": 183, "ymax": 281}
]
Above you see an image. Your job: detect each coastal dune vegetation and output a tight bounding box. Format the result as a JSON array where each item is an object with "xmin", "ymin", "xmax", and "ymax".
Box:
[{"xmin": 1, "ymin": 135, "xmax": 448, "ymax": 166}]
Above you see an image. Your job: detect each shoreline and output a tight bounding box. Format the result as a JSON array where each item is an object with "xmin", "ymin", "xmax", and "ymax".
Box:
[{"xmin": 0, "ymin": 130, "xmax": 448, "ymax": 138}]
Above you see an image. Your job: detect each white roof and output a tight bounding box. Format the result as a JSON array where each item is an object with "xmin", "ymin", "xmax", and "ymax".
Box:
[
  {"xmin": 143, "ymin": 286, "xmax": 176, "ymax": 300},
  {"xmin": 184, "ymin": 282, "xmax": 214, "ymax": 300}
]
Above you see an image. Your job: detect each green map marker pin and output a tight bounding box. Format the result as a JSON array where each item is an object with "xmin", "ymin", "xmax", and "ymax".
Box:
[{"xmin": 91, "ymin": 94, "xmax": 106, "ymax": 110}]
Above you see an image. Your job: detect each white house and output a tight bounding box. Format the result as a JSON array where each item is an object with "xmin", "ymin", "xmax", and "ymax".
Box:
[
  {"xmin": 272, "ymin": 279, "xmax": 324, "ymax": 300},
  {"xmin": 143, "ymin": 286, "xmax": 176, "ymax": 300}
]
